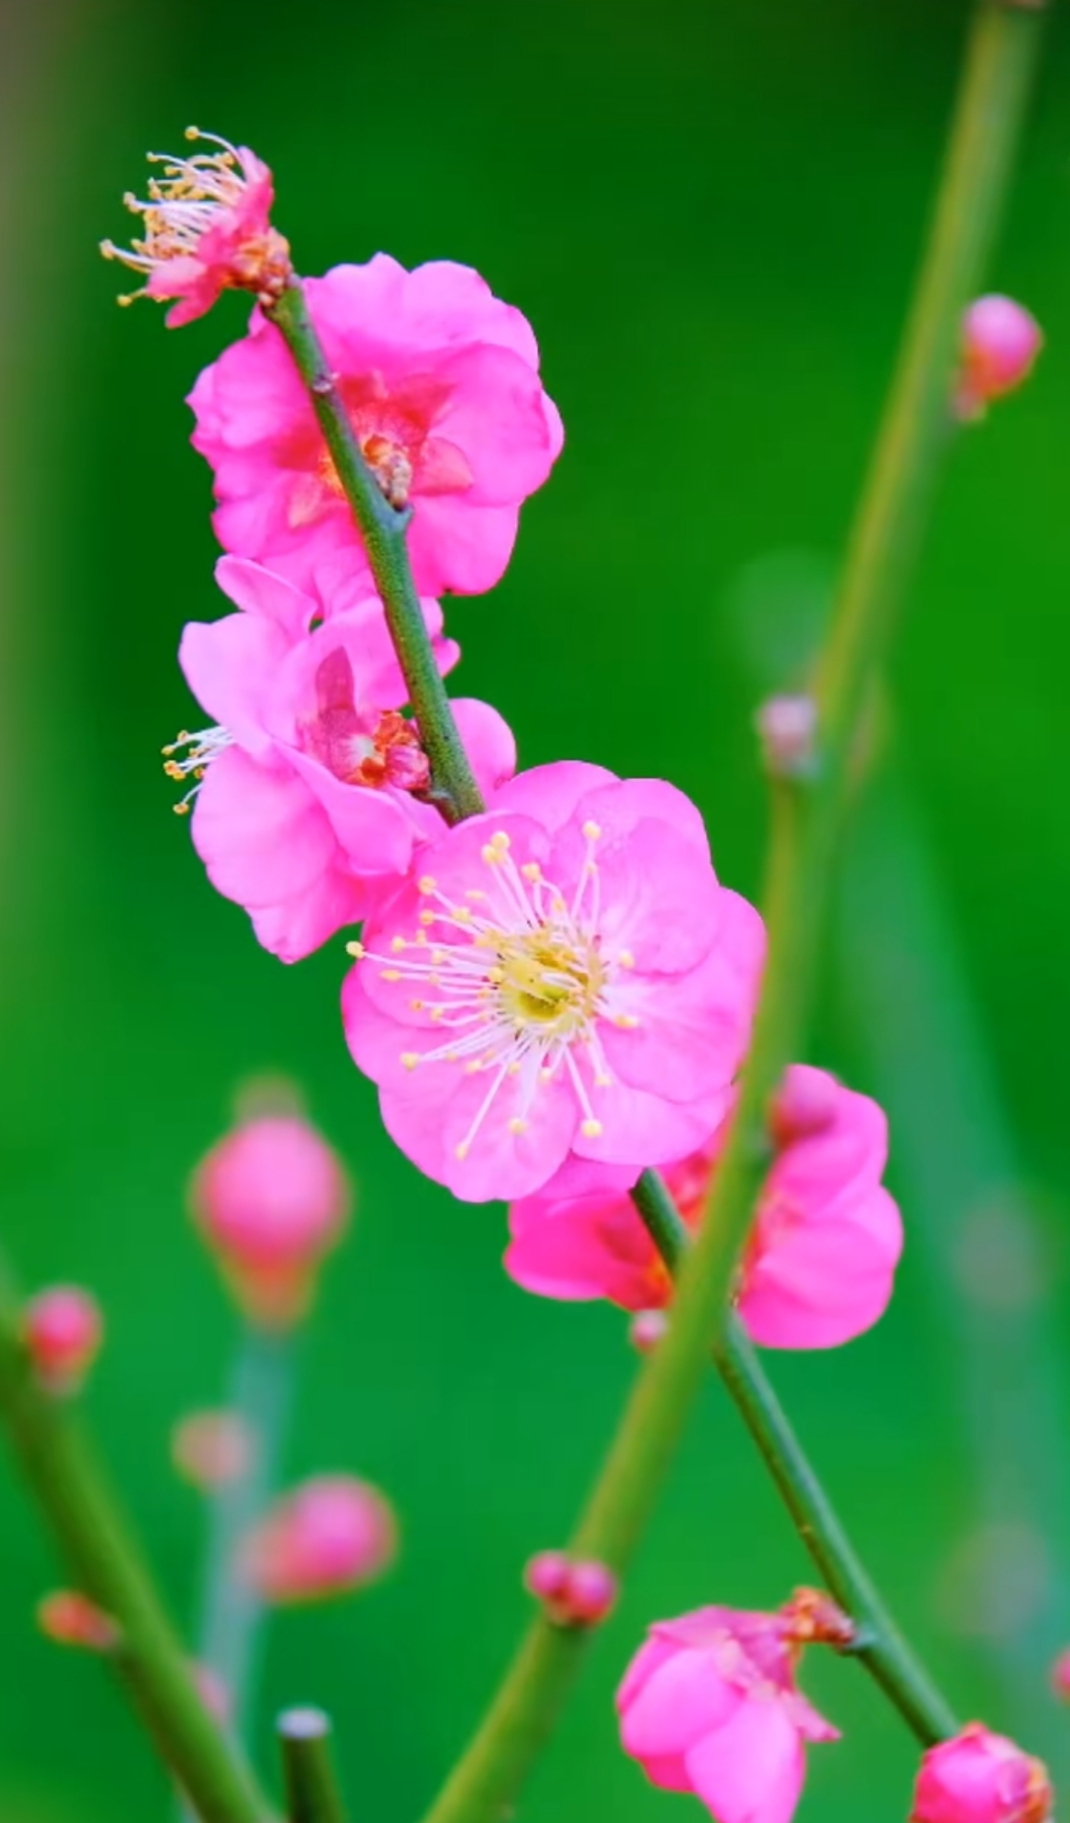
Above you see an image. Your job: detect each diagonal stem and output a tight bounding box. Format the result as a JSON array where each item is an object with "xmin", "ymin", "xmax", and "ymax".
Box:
[
  {"xmin": 0, "ymin": 1262, "xmax": 268, "ymax": 1823},
  {"xmin": 630, "ymin": 1167, "xmax": 959, "ymax": 1745}
]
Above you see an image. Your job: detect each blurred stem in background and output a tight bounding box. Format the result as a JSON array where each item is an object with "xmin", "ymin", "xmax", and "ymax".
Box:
[{"xmin": 278, "ymin": 1707, "xmax": 349, "ymax": 1823}]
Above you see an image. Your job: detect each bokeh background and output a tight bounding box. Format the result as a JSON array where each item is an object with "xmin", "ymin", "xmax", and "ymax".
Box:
[{"xmin": 3, "ymin": 1, "xmax": 1070, "ymax": 1817}]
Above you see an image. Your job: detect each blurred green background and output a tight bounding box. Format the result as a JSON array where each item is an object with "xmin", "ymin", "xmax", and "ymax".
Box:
[{"xmin": 3, "ymin": 0, "xmax": 1070, "ymax": 1817}]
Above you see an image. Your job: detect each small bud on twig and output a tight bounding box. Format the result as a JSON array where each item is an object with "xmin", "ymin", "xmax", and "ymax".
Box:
[
  {"xmin": 38, "ymin": 1590, "xmax": 120, "ymax": 1653},
  {"xmin": 23, "ymin": 1287, "xmax": 103, "ymax": 1394},
  {"xmin": 755, "ymin": 694, "xmax": 818, "ymax": 781},
  {"xmin": 524, "ymin": 1550, "xmax": 618, "ymax": 1626}
]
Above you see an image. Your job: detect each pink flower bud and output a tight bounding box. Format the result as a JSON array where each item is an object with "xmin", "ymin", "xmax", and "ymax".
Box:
[
  {"xmin": 190, "ymin": 1113, "xmax": 351, "ymax": 1327},
  {"xmin": 524, "ymin": 1550, "xmax": 571, "ymax": 1603},
  {"xmin": 1051, "ymin": 1646, "xmax": 1070, "ymax": 1702},
  {"xmin": 911, "ymin": 1725, "xmax": 1052, "ymax": 1823},
  {"xmin": 629, "ymin": 1309, "xmax": 669, "ymax": 1353},
  {"xmin": 768, "ymin": 1064, "xmax": 840, "ymax": 1148},
  {"xmin": 37, "ymin": 1590, "xmax": 119, "ymax": 1652},
  {"xmin": 172, "ymin": 1410, "xmax": 254, "ymax": 1489},
  {"xmin": 23, "ymin": 1287, "xmax": 103, "ymax": 1392},
  {"xmin": 756, "ymin": 694, "xmax": 818, "ymax": 780},
  {"xmin": 239, "ymin": 1475, "xmax": 397, "ymax": 1604},
  {"xmin": 956, "ymin": 296, "xmax": 1043, "ymax": 420},
  {"xmin": 192, "ymin": 1662, "xmax": 232, "ymax": 1724},
  {"xmin": 525, "ymin": 1551, "xmax": 618, "ymax": 1626}
]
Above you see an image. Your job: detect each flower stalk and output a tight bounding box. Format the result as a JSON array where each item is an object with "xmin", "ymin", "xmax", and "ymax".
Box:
[
  {"xmin": 0, "ymin": 1262, "xmax": 267, "ymax": 1823},
  {"xmin": 277, "ymin": 1708, "xmax": 349, "ymax": 1823}
]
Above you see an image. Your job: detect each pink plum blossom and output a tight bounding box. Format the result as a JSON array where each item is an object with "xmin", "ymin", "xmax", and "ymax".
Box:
[
  {"xmin": 170, "ymin": 554, "xmax": 515, "ymax": 961},
  {"xmin": 190, "ymin": 1107, "xmax": 351, "ymax": 1326},
  {"xmin": 240, "ymin": 1475, "xmax": 397, "ymax": 1604},
  {"xmin": 505, "ymin": 1064, "xmax": 902, "ymax": 1349},
  {"xmin": 23, "ymin": 1287, "xmax": 103, "ymax": 1393},
  {"xmin": 956, "ymin": 296, "xmax": 1042, "ymax": 420},
  {"xmin": 618, "ymin": 1592, "xmax": 845, "ymax": 1823},
  {"xmin": 910, "ymin": 1725, "xmax": 1053, "ymax": 1823},
  {"xmin": 187, "ymin": 256, "xmax": 563, "ymax": 595},
  {"xmin": 342, "ymin": 762, "xmax": 765, "ymax": 1203},
  {"xmin": 102, "ymin": 131, "xmax": 292, "ymax": 328}
]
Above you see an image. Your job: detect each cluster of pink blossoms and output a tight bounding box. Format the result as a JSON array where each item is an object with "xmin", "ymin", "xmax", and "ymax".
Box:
[{"xmin": 105, "ymin": 138, "xmax": 1053, "ymax": 1823}]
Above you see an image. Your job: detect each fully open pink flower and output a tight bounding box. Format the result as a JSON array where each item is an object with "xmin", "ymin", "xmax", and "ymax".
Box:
[
  {"xmin": 102, "ymin": 131, "xmax": 292, "ymax": 328},
  {"xmin": 171, "ymin": 555, "xmax": 515, "ymax": 961},
  {"xmin": 911, "ymin": 1725, "xmax": 1052, "ymax": 1823},
  {"xmin": 342, "ymin": 762, "xmax": 765, "ymax": 1203},
  {"xmin": 618, "ymin": 1595, "xmax": 842, "ymax": 1823},
  {"xmin": 188, "ymin": 256, "xmax": 563, "ymax": 595},
  {"xmin": 505, "ymin": 1064, "xmax": 903, "ymax": 1349}
]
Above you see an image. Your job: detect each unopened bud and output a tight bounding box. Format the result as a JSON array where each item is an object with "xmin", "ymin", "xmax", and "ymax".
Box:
[
  {"xmin": 190, "ymin": 1111, "xmax": 351, "ymax": 1328},
  {"xmin": 768, "ymin": 1064, "xmax": 839, "ymax": 1148},
  {"xmin": 755, "ymin": 694, "xmax": 818, "ymax": 780},
  {"xmin": 192, "ymin": 1661, "xmax": 232, "ymax": 1724},
  {"xmin": 780, "ymin": 1586, "xmax": 855, "ymax": 1650},
  {"xmin": 629, "ymin": 1309, "xmax": 669, "ymax": 1353},
  {"xmin": 911, "ymin": 1724, "xmax": 1052, "ymax": 1823},
  {"xmin": 524, "ymin": 1550, "xmax": 618, "ymax": 1626},
  {"xmin": 172, "ymin": 1410, "xmax": 254, "ymax": 1489},
  {"xmin": 23, "ymin": 1287, "xmax": 103, "ymax": 1393},
  {"xmin": 38, "ymin": 1590, "xmax": 119, "ymax": 1653},
  {"xmin": 1050, "ymin": 1646, "xmax": 1070, "ymax": 1703},
  {"xmin": 956, "ymin": 295, "xmax": 1043, "ymax": 420},
  {"xmin": 240, "ymin": 1475, "xmax": 397, "ymax": 1604}
]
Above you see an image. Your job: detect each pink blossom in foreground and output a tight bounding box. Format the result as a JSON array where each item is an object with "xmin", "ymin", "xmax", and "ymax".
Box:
[
  {"xmin": 102, "ymin": 130, "xmax": 292, "ymax": 328},
  {"xmin": 910, "ymin": 1725, "xmax": 1052, "ymax": 1823},
  {"xmin": 343, "ymin": 763, "xmax": 765, "ymax": 1203},
  {"xmin": 23, "ymin": 1287, "xmax": 103, "ymax": 1393},
  {"xmin": 506, "ymin": 1065, "xmax": 902, "ymax": 1349},
  {"xmin": 240, "ymin": 1475, "xmax": 397, "ymax": 1603},
  {"xmin": 170, "ymin": 554, "xmax": 515, "ymax": 961},
  {"xmin": 191, "ymin": 1109, "xmax": 350, "ymax": 1327},
  {"xmin": 956, "ymin": 296, "xmax": 1042, "ymax": 420},
  {"xmin": 188, "ymin": 256, "xmax": 563, "ymax": 595},
  {"xmin": 618, "ymin": 1592, "xmax": 847, "ymax": 1823}
]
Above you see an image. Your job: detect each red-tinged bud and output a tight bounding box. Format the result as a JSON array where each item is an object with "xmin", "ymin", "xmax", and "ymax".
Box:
[
  {"xmin": 525, "ymin": 1551, "xmax": 618, "ymax": 1627},
  {"xmin": 629, "ymin": 1309, "xmax": 669, "ymax": 1353},
  {"xmin": 768, "ymin": 1064, "xmax": 839, "ymax": 1149},
  {"xmin": 780, "ymin": 1586, "xmax": 855, "ymax": 1650},
  {"xmin": 190, "ymin": 1110, "xmax": 351, "ymax": 1328},
  {"xmin": 755, "ymin": 694, "xmax": 818, "ymax": 781},
  {"xmin": 956, "ymin": 296, "xmax": 1043, "ymax": 421},
  {"xmin": 911, "ymin": 1725, "xmax": 1052, "ymax": 1823},
  {"xmin": 239, "ymin": 1476, "xmax": 397, "ymax": 1605},
  {"xmin": 38, "ymin": 1590, "xmax": 119, "ymax": 1653},
  {"xmin": 1050, "ymin": 1646, "xmax": 1070, "ymax": 1702},
  {"xmin": 23, "ymin": 1287, "xmax": 103, "ymax": 1393},
  {"xmin": 172, "ymin": 1410, "xmax": 254, "ymax": 1489}
]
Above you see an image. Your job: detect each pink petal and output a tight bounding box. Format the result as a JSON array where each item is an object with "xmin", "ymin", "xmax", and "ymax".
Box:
[
  {"xmin": 249, "ymin": 860, "xmax": 369, "ymax": 964},
  {"xmin": 214, "ymin": 555, "xmax": 318, "ymax": 638},
  {"xmin": 617, "ymin": 1638, "xmax": 678, "ymax": 1711},
  {"xmin": 406, "ymin": 495, "xmax": 520, "ymax": 595},
  {"xmin": 685, "ymin": 1698, "xmax": 807, "ymax": 1823},
  {"xmin": 574, "ymin": 775, "xmax": 713, "ymax": 858},
  {"xmin": 739, "ymin": 1187, "xmax": 903, "ymax": 1350},
  {"xmin": 190, "ymin": 746, "xmax": 336, "ymax": 910},
  {"xmin": 398, "ymin": 259, "xmax": 542, "ymax": 366},
  {"xmin": 621, "ymin": 1648, "xmax": 739, "ymax": 1757},
  {"xmin": 284, "ymin": 749, "xmax": 420, "ymax": 878},
  {"xmin": 431, "ymin": 342, "xmax": 561, "ymax": 504},
  {"xmin": 492, "ymin": 761, "xmax": 618, "ymax": 831},
  {"xmin": 451, "ymin": 698, "xmax": 518, "ymax": 797},
  {"xmin": 572, "ymin": 1079, "xmax": 728, "ymax": 1170},
  {"xmin": 504, "ymin": 1195, "xmax": 658, "ymax": 1308},
  {"xmin": 178, "ymin": 614, "xmax": 290, "ymax": 760},
  {"xmin": 565, "ymin": 817, "xmax": 723, "ymax": 976}
]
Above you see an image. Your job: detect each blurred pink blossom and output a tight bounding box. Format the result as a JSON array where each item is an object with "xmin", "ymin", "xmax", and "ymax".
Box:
[
  {"xmin": 910, "ymin": 1725, "xmax": 1052, "ymax": 1823},
  {"xmin": 170, "ymin": 554, "xmax": 514, "ymax": 961},
  {"xmin": 343, "ymin": 763, "xmax": 765, "ymax": 1202},
  {"xmin": 240, "ymin": 1475, "xmax": 397, "ymax": 1603},
  {"xmin": 506, "ymin": 1065, "xmax": 902, "ymax": 1349},
  {"xmin": 191, "ymin": 1109, "xmax": 350, "ymax": 1327},
  {"xmin": 188, "ymin": 256, "xmax": 563, "ymax": 595},
  {"xmin": 23, "ymin": 1287, "xmax": 103, "ymax": 1393},
  {"xmin": 102, "ymin": 131, "xmax": 291, "ymax": 327},
  {"xmin": 618, "ymin": 1593, "xmax": 844, "ymax": 1823},
  {"xmin": 956, "ymin": 296, "xmax": 1042, "ymax": 419}
]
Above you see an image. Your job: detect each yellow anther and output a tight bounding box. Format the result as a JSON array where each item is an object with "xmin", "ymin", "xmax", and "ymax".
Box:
[
  {"xmin": 418, "ymin": 875, "xmax": 437, "ymax": 894},
  {"xmin": 521, "ymin": 863, "xmax": 542, "ymax": 882},
  {"xmin": 508, "ymin": 1118, "xmax": 529, "ymax": 1135},
  {"xmin": 490, "ymin": 830, "xmax": 511, "ymax": 849},
  {"xmin": 465, "ymin": 889, "xmax": 488, "ymax": 901},
  {"xmin": 454, "ymin": 906, "xmax": 472, "ymax": 923},
  {"xmin": 380, "ymin": 969, "xmax": 401, "ymax": 982},
  {"xmin": 539, "ymin": 1067, "xmax": 554, "ymax": 1082},
  {"xmin": 419, "ymin": 910, "xmax": 435, "ymax": 926},
  {"xmin": 455, "ymin": 1141, "xmax": 470, "ymax": 1159},
  {"xmin": 465, "ymin": 1061, "xmax": 483, "ymax": 1074},
  {"xmin": 594, "ymin": 1073, "xmax": 613, "ymax": 1088},
  {"xmin": 507, "ymin": 1062, "xmax": 521, "ymax": 1075},
  {"xmin": 617, "ymin": 949, "xmax": 635, "ymax": 969},
  {"xmin": 391, "ymin": 935, "xmax": 407, "ymax": 952},
  {"xmin": 582, "ymin": 820, "xmax": 602, "ymax": 841},
  {"xmin": 414, "ymin": 929, "xmax": 429, "ymax": 946},
  {"xmin": 345, "ymin": 940, "xmax": 365, "ymax": 958},
  {"xmin": 614, "ymin": 1013, "xmax": 641, "ymax": 1029},
  {"xmin": 400, "ymin": 1052, "xmax": 421, "ymax": 1070},
  {"xmin": 581, "ymin": 1119, "xmax": 603, "ymax": 1138},
  {"xmin": 431, "ymin": 949, "xmax": 447, "ymax": 966},
  {"xmin": 487, "ymin": 966, "xmax": 505, "ymax": 984},
  {"xmin": 431, "ymin": 1007, "xmax": 445, "ymax": 1022},
  {"xmin": 410, "ymin": 999, "xmax": 425, "ymax": 1011},
  {"xmin": 481, "ymin": 845, "xmax": 502, "ymax": 865}
]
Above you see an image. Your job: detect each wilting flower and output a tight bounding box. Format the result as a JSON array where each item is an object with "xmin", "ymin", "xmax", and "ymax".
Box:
[
  {"xmin": 102, "ymin": 129, "xmax": 292, "ymax": 327},
  {"xmin": 191, "ymin": 1106, "xmax": 351, "ymax": 1326},
  {"xmin": 188, "ymin": 255, "xmax": 563, "ymax": 595},
  {"xmin": 169, "ymin": 554, "xmax": 514, "ymax": 961},
  {"xmin": 910, "ymin": 1724, "xmax": 1052, "ymax": 1823},
  {"xmin": 618, "ymin": 1592, "xmax": 846, "ymax": 1823},
  {"xmin": 506, "ymin": 1065, "xmax": 902, "ymax": 1349},
  {"xmin": 956, "ymin": 296, "xmax": 1042, "ymax": 420},
  {"xmin": 342, "ymin": 762, "xmax": 765, "ymax": 1203},
  {"xmin": 23, "ymin": 1287, "xmax": 103, "ymax": 1393},
  {"xmin": 240, "ymin": 1475, "xmax": 397, "ymax": 1603}
]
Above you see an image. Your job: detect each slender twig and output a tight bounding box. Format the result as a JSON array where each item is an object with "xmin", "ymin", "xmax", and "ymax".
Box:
[
  {"xmin": 262, "ymin": 9, "xmax": 1041, "ymax": 1818},
  {"xmin": 0, "ymin": 1271, "xmax": 268, "ymax": 1823},
  {"xmin": 196, "ymin": 1326, "xmax": 296, "ymax": 1744},
  {"xmin": 278, "ymin": 1708, "xmax": 349, "ymax": 1823},
  {"xmin": 630, "ymin": 1168, "xmax": 959, "ymax": 1744},
  {"xmin": 267, "ymin": 284, "xmax": 484, "ymax": 825}
]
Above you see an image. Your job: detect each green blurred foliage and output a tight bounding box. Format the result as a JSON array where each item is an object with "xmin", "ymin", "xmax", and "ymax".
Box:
[{"xmin": 2, "ymin": 0, "xmax": 1069, "ymax": 1818}]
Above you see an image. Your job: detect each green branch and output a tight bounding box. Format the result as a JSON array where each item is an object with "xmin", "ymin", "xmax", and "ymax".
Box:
[
  {"xmin": 0, "ymin": 1273, "xmax": 267, "ymax": 1823},
  {"xmin": 278, "ymin": 1708, "xmax": 349, "ymax": 1823}
]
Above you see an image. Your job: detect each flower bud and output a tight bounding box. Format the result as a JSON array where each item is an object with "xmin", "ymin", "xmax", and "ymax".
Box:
[
  {"xmin": 768, "ymin": 1064, "xmax": 840, "ymax": 1148},
  {"xmin": 37, "ymin": 1590, "xmax": 119, "ymax": 1653},
  {"xmin": 239, "ymin": 1475, "xmax": 397, "ymax": 1604},
  {"xmin": 755, "ymin": 694, "xmax": 818, "ymax": 781},
  {"xmin": 192, "ymin": 1662, "xmax": 232, "ymax": 1724},
  {"xmin": 1051, "ymin": 1646, "xmax": 1070, "ymax": 1703},
  {"xmin": 190, "ymin": 1111, "xmax": 351, "ymax": 1328},
  {"xmin": 23, "ymin": 1287, "xmax": 103, "ymax": 1393},
  {"xmin": 172, "ymin": 1410, "xmax": 254, "ymax": 1490},
  {"xmin": 956, "ymin": 296, "xmax": 1043, "ymax": 420},
  {"xmin": 524, "ymin": 1550, "xmax": 571, "ymax": 1603},
  {"xmin": 524, "ymin": 1550, "xmax": 618, "ymax": 1626},
  {"xmin": 629, "ymin": 1309, "xmax": 669, "ymax": 1353},
  {"xmin": 911, "ymin": 1725, "xmax": 1052, "ymax": 1823}
]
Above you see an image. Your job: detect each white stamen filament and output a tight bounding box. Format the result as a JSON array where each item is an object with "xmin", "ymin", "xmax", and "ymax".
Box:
[{"xmin": 162, "ymin": 724, "xmax": 234, "ymax": 814}]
